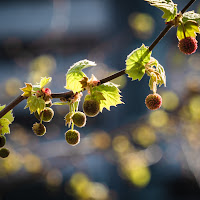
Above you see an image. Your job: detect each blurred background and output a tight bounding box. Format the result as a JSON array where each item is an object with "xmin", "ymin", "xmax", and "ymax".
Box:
[{"xmin": 0, "ymin": 0, "xmax": 200, "ymax": 199}]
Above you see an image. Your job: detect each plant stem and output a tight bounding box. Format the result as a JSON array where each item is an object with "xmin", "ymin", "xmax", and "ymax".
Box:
[
  {"xmin": 181, "ymin": 0, "xmax": 196, "ymax": 14},
  {"xmin": 0, "ymin": 0, "xmax": 196, "ymax": 119},
  {"xmin": 0, "ymin": 95, "xmax": 26, "ymax": 118}
]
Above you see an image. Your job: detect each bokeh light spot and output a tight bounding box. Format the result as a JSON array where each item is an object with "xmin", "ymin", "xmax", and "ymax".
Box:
[
  {"xmin": 161, "ymin": 91, "xmax": 179, "ymax": 111},
  {"xmin": 133, "ymin": 125, "xmax": 156, "ymax": 147},
  {"xmin": 128, "ymin": 13, "xmax": 154, "ymax": 39},
  {"xmin": 149, "ymin": 110, "xmax": 169, "ymax": 127}
]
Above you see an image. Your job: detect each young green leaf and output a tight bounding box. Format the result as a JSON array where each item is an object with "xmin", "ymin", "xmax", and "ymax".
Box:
[
  {"xmin": 0, "ymin": 105, "xmax": 14, "ymax": 123},
  {"xmin": 0, "ymin": 118, "xmax": 11, "ymax": 134},
  {"xmin": 92, "ymin": 82, "xmax": 123, "ymax": 112},
  {"xmin": 65, "ymin": 59, "xmax": 96, "ymax": 93},
  {"xmin": 182, "ymin": 11, "xmax": 200, "ymax": 23},
  {"xmin": 145, "ymin": 0, "xmax": 177, "ymax": 22},
  {"xmin": 40, "ymin": 77, "xmax": 52, "ymax": 88},
  {"xmin": 125, "ymin": 44, "xmax": 151, "ymax": 81},
  {"xmin": 177, "ymin": 20, "xmax": 200, "ymax": 40},
  {"xmin": 20, "ymin": 83, "xmax": 33, "ymax": 97},
  {"xmin": 25, "ymin": 96, "xmax": 45, "ymax": 114}
]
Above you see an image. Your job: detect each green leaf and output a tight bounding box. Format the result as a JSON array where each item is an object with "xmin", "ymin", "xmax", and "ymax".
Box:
[
  {"xmin": 182, "ymin": 11, "xmax": 200, "ymax": 23},
  {"xmin": 145, "ymin": 0, "xmax": 177, "ymax": 22},
  {"xmin": 92, "ymin": 82, "xmax": 123, "ymax": 112},
  {"xmin": 65, "ymin": 59, "xmax": 96, "ymax": 93},
  {"xmin": 20, "ymin": 83, "xmax": 33, "ymax": 97},
  {"xmin": 25, "ymin": 96, "xmax": 45, "ymax": 114},
  {"xmin": 0, "ymin": 118, "xmax": 11, "ymax": 134},
  {"xmin": 32, "ymin": 85, "xmax": 41, "ymax": 92},
  {"xmin": 177, "ymin": 20, "xmax": 200, "ymax": 40},
  {"xmin": 125, "ymin": 44, "xmax": 151, "ymax": 81},
  {"xmin": 40, "ymin": 77, "xmax": 52, "ymax": 88},
  {"xmin": 0, "ymin": 105, "xmax": 14, "ymax": 123}
]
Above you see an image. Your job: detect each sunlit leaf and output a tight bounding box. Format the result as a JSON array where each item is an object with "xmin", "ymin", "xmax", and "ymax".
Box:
[
  {"xmin": 25, "ymin": 96, "xmax": 45, "ymax": 114},
  {"xmin": 177, "ymin": 20, "xmax": 200, "ymax": 40},
  {"xmin": 0, "ymin": 105, "xmax": 14, "ymax": 123},
  {"xmin": 126, "ymin": 44, "xmax": 151, "ymax": 81},
  {"xmin": 40, "ymin": 77, "xmax": 52, "ymax": 88},
  {"xmin": 182, "ymin": 11, "xmax": 200, "ymax": 23},
  {"xmin": 65, "ymin": 59, "xmax": 96, "ymax": 93},
  {"xmin": 0, "ymin": 118, "xmax": 11, "ymax": 134},
  {"xmin": 20, "ymin": 83, "xmax": 33, "ymax": 97},
  {"xmin": 91, "ymin": 82, "xmax": 123, "ymax": 112},
  {"xmin": 145, "ymin": 0, "xmax": 177, "ymax": 22}
]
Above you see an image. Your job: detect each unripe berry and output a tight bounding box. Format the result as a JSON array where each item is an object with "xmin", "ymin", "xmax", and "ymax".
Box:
[
  {"xmin": 145, "ymin": 93, "xmax": 162, "ymax": 110},
  {"xmin": 178, "ymin": 37, "xmax": 198, "ymax": 55},
  {"xmin": 34, "ymin": 107, "xmax": 54, "ymax": 122},
  {"xmin": 72, "ymin": 112, "xmax": 86, "ymax": 127},
  {"xmin": 0, "ymin": 148, "xmax": 10, "ymax": 158},
  {"xmin": 0, "ymin": 135, "xmax": 6, "ymax": 148},
  {"xmin": 65, "ymin": 130, "xmax": 80, "ymax": 146},
  {"xmin": 83, "ymin": 98, "xmax": 100, "ymax": 117},
  {"xmin": 32, "ymin": 122, "xmax": 46, "ymax": 136}
]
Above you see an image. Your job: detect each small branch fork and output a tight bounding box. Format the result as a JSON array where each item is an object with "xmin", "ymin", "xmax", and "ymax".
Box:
[{"xmin": 0, "ymin": 0, "xmax": 196, "ymax": 119}]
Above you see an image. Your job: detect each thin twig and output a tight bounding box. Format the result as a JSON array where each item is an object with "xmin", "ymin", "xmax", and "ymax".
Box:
[{"xmin": 0, "ymin": 0, "xmax": 196, "ymax": 119}]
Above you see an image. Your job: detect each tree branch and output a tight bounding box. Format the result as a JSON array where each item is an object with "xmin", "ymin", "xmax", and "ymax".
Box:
[{"xmin": 0, "ymin": 0, "xmax": 196, "ymax": 119}]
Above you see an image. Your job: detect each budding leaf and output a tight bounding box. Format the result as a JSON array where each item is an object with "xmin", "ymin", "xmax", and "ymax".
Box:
[
  {"xmin": 25, "ymin": 96, "xmax": 45, "ymax": 114},
  {"xmin": 146, "ymin": 57, "xmax": 166, "ymax": 91},
  {"xmin": 20, "ymin": 83, "xmax": 33, "ymax": 97},
  {"xmin": 125, "ymin": 44, "xmax": 151, "ymax": 81},
  {"xmin": 182, "ymin": 11, "xmax": 200, "ymax": 23},
  {"xmin": 92, "ymin": 82, "xmax": 123, "ymax": 112},
  {"xmin": 0, "ymin": 105, "xmax": 14, "ymax": 124},
  {"xmin": 145, "ymin": 0, "xmax": 177, "ymax": 22},
  {"xmin": 40, "ymin": 77, "xmax": 52, "ymax": 88},
  {"xmin": 64, "ymin": 112, "xmax": 74, "ymax": 127},
  {"xmin": 65, "ymin": 59, "xmax": 96, "ymax": 93},
  {"xmin": 177, "ymin": 20, "xmax": 200, "ymax": 40},
  {"xmin": 0, "ymin": 118, "xmax": 11, "ymax": 135}
]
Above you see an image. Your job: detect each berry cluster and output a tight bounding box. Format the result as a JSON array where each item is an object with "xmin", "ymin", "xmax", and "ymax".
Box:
[
  {"xmin": 0, "ymin": 135, "xmax": 9, "ymax": 158},
  {"xmin": 64, "ymin": 94, "xmax": 100, "ymax": 146},
  {"xmin": 32, "ymin": 88, "xmax": 54, "ymax": 136}
]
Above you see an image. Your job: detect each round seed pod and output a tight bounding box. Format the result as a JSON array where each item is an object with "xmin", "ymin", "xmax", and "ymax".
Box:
[
  {"xmin": 178, "ymin": 37, "xmax": 198, "ymax": 55},
  {"xmin": 0, "ymin": 148, "xmax": 10, "ymax": 158},
  {"xmin": 83, "ymin": 99, "xmax": 100, "ymax": 117},
  {"xmin": 34, "ymin": 107, "xmax": 54, "ymax": 122},
  {"xmin": 65, "ymin": 130, "xmax": 80, "ymax": 146},
  {"xmin": 32, "ymin": 122, "xmax": 46, "ymax": 136},
  {"xmin": 72, "ymin": 112, "xmax": 86, "ymax": 127},
  {"xmin": 145, "ymin": 93, "xmax": 162, "ymax": 110},
  {"xmin": 0, "ymin": 135, "xmax": 6, "ymax": 148}
]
